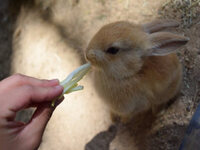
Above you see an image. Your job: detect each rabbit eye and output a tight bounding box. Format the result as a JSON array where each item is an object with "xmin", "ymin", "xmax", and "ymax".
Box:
[{"xmin": 106, "ymin": 47, "xmax": 119, "ymax": 55}]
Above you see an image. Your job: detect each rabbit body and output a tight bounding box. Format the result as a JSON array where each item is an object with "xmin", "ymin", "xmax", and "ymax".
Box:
[
  {"xmin": 93, "ymin": 54, "xmax": 181, "ymax": 118},
  {"xmin": 86, "ymin": 21, "xmax": 187, "ymax": 122}
]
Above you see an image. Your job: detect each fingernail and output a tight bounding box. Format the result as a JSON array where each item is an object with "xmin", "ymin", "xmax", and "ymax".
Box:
[{"xmin": 54, "ymin": 85, "xmax": 64, "ymax": 92}]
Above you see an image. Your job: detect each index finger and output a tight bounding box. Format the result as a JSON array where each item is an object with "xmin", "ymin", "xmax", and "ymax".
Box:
[
  {"xmin": 8, "ymin": 84, "xmax": 63, "ymax": 112},
  {"xmin": 0, "ymin": 74, "xmax": 59, "ymax": 90}
]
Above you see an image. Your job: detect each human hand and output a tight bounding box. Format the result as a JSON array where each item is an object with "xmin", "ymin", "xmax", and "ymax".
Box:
[{"xmin": 0, "ymin": 74, "xmax": 64, "ymax": 150}]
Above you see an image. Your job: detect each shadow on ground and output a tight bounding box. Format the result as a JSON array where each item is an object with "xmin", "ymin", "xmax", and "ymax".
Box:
[
  {"xmin": 0, "ymin": 0, "xmax": 14, "ymax": 80},
  {"xmin": 85, "ymin": 125, "xmax": 117, "ymax": 150}
]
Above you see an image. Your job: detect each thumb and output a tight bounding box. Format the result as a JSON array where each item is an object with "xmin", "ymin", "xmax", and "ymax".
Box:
[{"xmin": 24, "ymin": 97, "xmax": 64, "ymax": 142}]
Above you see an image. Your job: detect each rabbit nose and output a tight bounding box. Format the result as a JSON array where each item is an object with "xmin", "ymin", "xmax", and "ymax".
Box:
[{"xmin": 86, "ymin": 50, "xmax": 96, "ymax": 62}]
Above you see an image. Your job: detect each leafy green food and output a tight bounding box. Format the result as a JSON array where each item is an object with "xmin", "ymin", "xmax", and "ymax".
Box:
[{"xmin": 51, "ymin": 63, "xmax": 91, "ymax": 107}]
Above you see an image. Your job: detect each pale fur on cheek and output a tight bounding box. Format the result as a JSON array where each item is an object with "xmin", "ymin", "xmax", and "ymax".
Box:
[{"xmin": 106, "ymin": 58, "xmax": 138, "ymax": 80}]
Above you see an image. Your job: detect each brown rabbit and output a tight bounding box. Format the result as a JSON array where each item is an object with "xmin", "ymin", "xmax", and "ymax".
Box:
[{"xmin": 85, "ymin": 20, "xmax": 188, "ymax": 123}]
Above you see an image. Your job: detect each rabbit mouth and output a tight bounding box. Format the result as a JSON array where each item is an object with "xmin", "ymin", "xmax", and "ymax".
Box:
[
  {"xmin": 87, "ymin": 60, "xmax": 104, "ymax": 69},
  {"xmin": 85, "ymin": 55, "xmax": 98, "ymax": 66}
]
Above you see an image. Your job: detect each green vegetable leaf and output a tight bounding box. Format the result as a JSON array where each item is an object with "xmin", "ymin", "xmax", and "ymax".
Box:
[{"xmin": 51, "ymin": 63, "xmax": 91, "ymax": 107}]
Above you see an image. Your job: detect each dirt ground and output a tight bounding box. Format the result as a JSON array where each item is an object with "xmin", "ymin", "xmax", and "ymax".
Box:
[{"xmin": 0, "ymin": 0, "xmax": 200, "ymax": 150}]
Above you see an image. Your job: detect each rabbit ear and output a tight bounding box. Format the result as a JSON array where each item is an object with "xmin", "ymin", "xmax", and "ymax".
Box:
[
  {"xmin": 143, "ymin": 19, "xmax": 179, "ymax": 33},
  {"xmin": 146, "ymin": 32, "xmax": 189, "ymax": 56}
]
